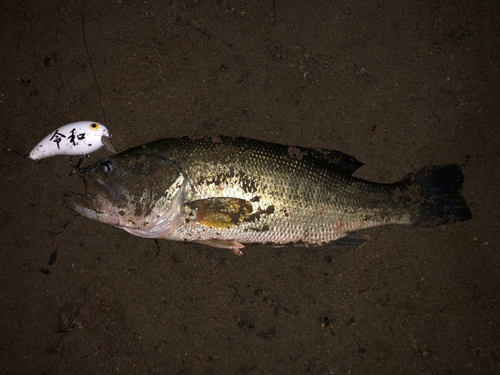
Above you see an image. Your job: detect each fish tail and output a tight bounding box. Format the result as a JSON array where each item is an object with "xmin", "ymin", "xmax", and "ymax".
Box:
[{"xmin": 402, "ymin": 165, "xmax": 472, "ymax": 227}]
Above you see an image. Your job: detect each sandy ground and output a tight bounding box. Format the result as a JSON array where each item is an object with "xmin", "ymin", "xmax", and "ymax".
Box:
[{"xmin": 1, "ymin": 0, "xmax": 499, "ymax": 374}]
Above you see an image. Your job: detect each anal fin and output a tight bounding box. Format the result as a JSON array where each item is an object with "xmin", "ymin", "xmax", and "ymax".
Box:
[
  {"xmin": 327, "ymin": 232, "xmax": 370, "ymax": 250},
  {"xmin": 196, "ymin": 239, "xmax": 245, "ymax": 256}
]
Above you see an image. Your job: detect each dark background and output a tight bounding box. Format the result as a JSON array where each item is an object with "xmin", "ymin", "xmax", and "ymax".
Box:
[{"xmin": 1, "ymin": 1, "xmax": 499, "ymax": 373}]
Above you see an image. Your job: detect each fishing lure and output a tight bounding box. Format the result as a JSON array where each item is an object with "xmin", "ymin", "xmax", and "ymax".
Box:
[{"xmin": 29, "ymin": 121, "xmax": 115, "ymax": 160}]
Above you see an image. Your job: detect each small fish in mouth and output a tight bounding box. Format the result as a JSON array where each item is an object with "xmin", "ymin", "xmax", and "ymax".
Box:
[{"xmin": 64, "ymin": 136, "xmax": 472, "ymax": 255}]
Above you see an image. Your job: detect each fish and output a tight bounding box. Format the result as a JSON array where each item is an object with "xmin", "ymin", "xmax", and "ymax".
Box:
[{"xmin": 63, "ymin": 136, "xmax": 472, "ymax": 255}]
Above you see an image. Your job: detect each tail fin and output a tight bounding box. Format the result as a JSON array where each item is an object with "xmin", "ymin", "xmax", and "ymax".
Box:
[{"xmin": 403, "ymin": 165, "xmax": 472, "ymax": 227}]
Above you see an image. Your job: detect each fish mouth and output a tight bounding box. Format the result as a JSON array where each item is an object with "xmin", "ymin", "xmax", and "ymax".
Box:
[
  {"xmin": 64, "ymin": 173, "xmax": 148, "ymax": 228},
  {"xmin": 63, "ymin": 189, "xmax": 124, "ymax": 225},
  {"xmin": 63, "ymin": 175, "xmax": 117, "ymax": 221},
  {"xmin": 63, "ymin": 191, "xmax": 100, "ymax": 220}
]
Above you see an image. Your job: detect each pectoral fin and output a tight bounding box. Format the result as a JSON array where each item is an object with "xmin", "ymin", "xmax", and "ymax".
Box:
[{"xmin": 186, "ymin": 197, "xmax": 253, "ymax": 229}]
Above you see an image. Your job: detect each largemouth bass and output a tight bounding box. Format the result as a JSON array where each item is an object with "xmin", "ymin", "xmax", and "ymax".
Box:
[{"xmin": 64, "ymin": 137, "xmax": 471, "ymax": 255}]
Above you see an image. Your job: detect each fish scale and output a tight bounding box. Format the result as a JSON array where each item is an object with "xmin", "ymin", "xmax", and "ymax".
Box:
[{"xmin": 176, "ymin": 140, "xmax": 375, "ymax": 244}]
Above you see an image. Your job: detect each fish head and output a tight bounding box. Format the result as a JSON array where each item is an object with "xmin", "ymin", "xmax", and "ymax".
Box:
[{"xmin": 64, "ymin": 150, "xmax": 186, "ymax": 235}]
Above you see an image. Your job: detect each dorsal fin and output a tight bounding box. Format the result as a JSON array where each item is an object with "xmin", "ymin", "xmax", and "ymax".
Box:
[
  {"xmin": 228, "ymin": 137, "xmax": 364, "ymax": 176},
  {"xmin": 297, "ymin": 147, "xmax": 364, "ymax": 176}
]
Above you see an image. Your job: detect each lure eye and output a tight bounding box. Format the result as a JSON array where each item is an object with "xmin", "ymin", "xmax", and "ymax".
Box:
[
  {"xmin": 89, "ymin": 123, "xmax": 99, "ymax": 130},
  {"xmin": 101, "ymin": 159, "xmax": 114, "ymax": 173}
]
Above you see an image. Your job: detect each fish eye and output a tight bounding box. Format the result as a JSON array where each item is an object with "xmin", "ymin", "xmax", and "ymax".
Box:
[
  {"xmin": 101, "ymin": 159, "xmax": 114, "ymax": 173},
  {"xmin": 89, "ymin": 122, "xmax": 99, "ymax": 130}
]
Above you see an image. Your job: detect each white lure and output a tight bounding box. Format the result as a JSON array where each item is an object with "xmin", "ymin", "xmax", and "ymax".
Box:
[{"xmin": 29, "ymin": 121, "xmax": 115, "ymax": 160}]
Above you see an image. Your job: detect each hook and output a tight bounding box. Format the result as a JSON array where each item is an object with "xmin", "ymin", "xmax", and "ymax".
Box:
[{"xmin": 69, "ymin": 154, "xmax": 89, "ymax": 176}]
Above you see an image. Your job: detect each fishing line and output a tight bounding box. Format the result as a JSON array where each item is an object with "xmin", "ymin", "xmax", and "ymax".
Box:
[
  {"xmin": 7, "ymin": 2, "xmax": 106, "ymax": 162},
  {"xmin": 66, "ymin": 0, "xmax": 107, "ymax": 176},
  {"xmin": 81, "ymin": 0, "xmax": 106, "ymax": 124}
]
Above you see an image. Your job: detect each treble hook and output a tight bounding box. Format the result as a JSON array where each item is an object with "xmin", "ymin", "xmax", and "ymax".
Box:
[{"xmin": 68, "ymin": 154, "xmax": 89, "ymax": 176}]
